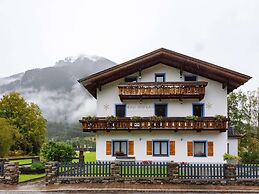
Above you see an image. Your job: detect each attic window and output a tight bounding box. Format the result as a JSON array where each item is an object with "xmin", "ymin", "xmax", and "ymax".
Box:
[
  {"xmin": 155, "ymin": 73, "xmax": 165, "ymax": 82},
  {"xmin": 184, "ymin": 75, "xmax": 197, "ymax": 81},
  {"xmin": 125, "ymin": 76, "xmax": 137, "ymax": 82}
]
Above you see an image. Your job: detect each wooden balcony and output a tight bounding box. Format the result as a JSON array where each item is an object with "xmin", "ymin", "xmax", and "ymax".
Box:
[
  {"xmin": 80, "ymin": 117, "xmax": 228, "ymax": 132},
  {"xmin": 118, "ymin": 81, "xmax": 208, "ymax": 101}
]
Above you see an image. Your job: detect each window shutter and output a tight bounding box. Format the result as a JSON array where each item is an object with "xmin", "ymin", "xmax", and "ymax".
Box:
[
  {"xmin": 106, "ymin": 141, "xmax": 111, "ymax": 155},
  {"xmin": 170, "ymin": 141, "xmax": 175, "ymax": 155},
  {"xmin": 208, "ymin": 141, "xmax": 214, "ymax": 156},
  {"xmin": 146, "ymin": 141, "xmax": 152, "ymax": 155},
  {"xmin": 129, "ymin": 141, "xmax": 134, "ymax": 155},
  {"xmin": 187, "ymin": 141, "xmax": 193, "ymax": 156}
]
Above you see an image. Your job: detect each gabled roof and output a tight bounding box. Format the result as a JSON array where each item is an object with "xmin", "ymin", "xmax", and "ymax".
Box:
[{"xmin": 78, "ymin": 48, "xmax": 251, "ymax": 98}]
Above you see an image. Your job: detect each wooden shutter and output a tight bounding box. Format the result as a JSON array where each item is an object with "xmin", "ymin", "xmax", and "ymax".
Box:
[
  {"xmin": 128, "ymin": 141, "xmax": 134, "ymax": 155},
  {"xmin": 208, "ymin": 141, "xmax": 214, "ymax": 156},
  {"xmin": 170, "ymin": 141, "xmax": 175, "ymax": 155},
  {"xmin": 106, "ymin": 141, "xmax": 111, "ymax": 155},
  {"xmin": 187, "ymin": 141, "xmax": 193, "ymax": 156},
  {"xmin": 146, "ymin": 141, "xmax": 152, "ymax": 155}
]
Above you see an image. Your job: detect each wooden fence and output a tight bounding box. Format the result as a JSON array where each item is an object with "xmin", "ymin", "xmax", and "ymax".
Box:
[
  {"xmin": 237, "ymin": 164, "xmax": 259, "ymax": 179},
  {"xmin": 120, "ymin": 161, "xmax": 168, "ymax": 177},
  {"xmin": 0, "ymin": 160, "xmax": 4, "ymax": 176},
  {"xmin": 57, "ymin": 161, "xmax": 111, "ymax": 177},
  {"xmin": 179, "ymin": 163, "xmax": 224, "ymax": 179},
  {"xmin": 55, "ymin": 162, "xmax": 259, "ymax": 180}
]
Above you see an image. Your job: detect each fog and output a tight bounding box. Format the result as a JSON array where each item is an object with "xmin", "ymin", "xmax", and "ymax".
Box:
[{"xmin": 0, "ymin": 83, "xmax": 96, "ymax": 123}]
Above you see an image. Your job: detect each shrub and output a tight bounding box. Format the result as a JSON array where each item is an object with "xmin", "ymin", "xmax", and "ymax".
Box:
[
  {"xmin": 215, "ymin": 115, "xmax": 226, "ymax": 121},
  {"xmin": 82, "ymin": 116, "xmax": 97, "ymax": 123},
  {"xmin": 223, "ymin": 153, "xmax": 239, "ymax": 161},
  {"xmin": 106, "ymin": 115, "xmax": 118, "ymax": 123},
  {"xmin": 40, "ymin": 141, "xmax": 76, "ymax": 162},
  {"xmin": 31, "ymin": 162, "xmax": 45, "ymax": 170},
  {"xmin": 185, "ymin": 115, "xmax": 199, "ymax": 121},
  {"xmin": 150, "ymin": 115, "xmax": 163, "ymax": 122},
  {"xmin": 130, "ymin": 116, "xmax": 142, "ymax": 122}
]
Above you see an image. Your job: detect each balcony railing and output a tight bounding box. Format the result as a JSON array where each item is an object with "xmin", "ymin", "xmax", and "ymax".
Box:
[
  {"xmin": 80, "ymin": 117, "xmax": 228, "ymax": 132},
  {"xmin": 118, "ymin": 81, "xmax": 208, "ymax": 101}
]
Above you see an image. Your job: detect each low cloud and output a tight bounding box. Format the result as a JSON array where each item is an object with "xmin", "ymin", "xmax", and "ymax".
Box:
[{"xmin": 1, "ymin": 83, "xmax": 96, "ymax": 123}]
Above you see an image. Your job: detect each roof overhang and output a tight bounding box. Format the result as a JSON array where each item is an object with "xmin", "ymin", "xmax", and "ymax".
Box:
[{"xmin": 78, "ymin": 48, "xmax": 251, "ymax": 98}]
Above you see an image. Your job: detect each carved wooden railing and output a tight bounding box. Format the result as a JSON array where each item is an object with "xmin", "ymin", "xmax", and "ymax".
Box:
[
  {"xmin": 80, "ymin": 117, "xmax": 228, "ymax": 132},
  {"xmin": 118, "ymin": 81, "xmax": 208, "ymax": 100}
]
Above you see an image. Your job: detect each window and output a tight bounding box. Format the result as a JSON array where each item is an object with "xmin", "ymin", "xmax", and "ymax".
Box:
[
  {"xmin": 193, "ymin": 104, "xmax": 204, "ymax": 117},
  {"xmin": 113, "ymin": 141, "xmax": 127, "ymax": 156},
  {"xmin": 193, "ymin": 141, "xmax": 206, "ymax": 157},
  {"xmin": 184, "ymin": 75, "xmax": 197, "ymax": 81},
  {"xmin": 153, "ymin": 141, "xmax": 168, "ymax": 156},
  {"xmin": 155, "ymin": 104, "xmax": 167, "ymax": 117},
  {"xmin": 125, "ymin": 76, "xmax": 137, "ymax": 82},
  {"xmin": 115, "ymin": 104, "xmax": 126, "ymax": 117},
  {"xmin": 155, "ymin": 73, "xmax": 165, "ymax": 82}
]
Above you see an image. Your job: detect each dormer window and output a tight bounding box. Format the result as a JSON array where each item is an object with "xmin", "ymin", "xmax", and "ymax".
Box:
[
  {"xmin": 155, "ymin": 73, "xmax": 165, "ymax": 82},
  {"xmin": 184, "ymin": 75, "xmax": 197, "ymax": 81},
  {"xmin": 125, "ymin": 76, "xmax": 137, "ymax": 82}
]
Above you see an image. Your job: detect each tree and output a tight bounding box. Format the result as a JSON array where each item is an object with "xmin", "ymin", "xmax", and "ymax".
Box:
[
  {"xmin": 0, "ymin": 92, "xmax": 47, "ymax": 154},
  {"xmin": 40, "ymin": 141, "xmax": 76, "ymax": 162},
  {"xmin": 0, "ymin": 118, "xmax": 17, "ymax": 157},
  {"xmin": 228, "ymin": 89, "xmax": 259, "ymax": 163}
]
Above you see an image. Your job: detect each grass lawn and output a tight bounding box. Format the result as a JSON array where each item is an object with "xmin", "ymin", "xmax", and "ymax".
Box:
[
  {"xmin": 73, "ymin": 151, "xmax": 96, "ymax": 162},
  {"xmin": 11, "ymin": 159, "xmax": 32, "ymax": 166},
  {"xmin": 19, "ymin": 173, "xmax": 45, "ymax": 183}
]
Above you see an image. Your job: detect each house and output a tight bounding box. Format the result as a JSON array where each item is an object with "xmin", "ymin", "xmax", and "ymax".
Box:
[{"xmin": 78, "ymin": 48, "xmax": 251, "ymax": 163}]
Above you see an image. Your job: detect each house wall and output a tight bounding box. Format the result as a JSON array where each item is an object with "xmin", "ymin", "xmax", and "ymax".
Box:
[
  {"xmin": 96, "ymin": 64, "xmax": 227, "ymax": 117},
  {"xmin": 96, "ymin": 130, "xmax": 227, "ymax": 163},
  {"xmin": 94, "ymin": 63, "xmax": 228, "ymax": 162},
  {"xmin": 227, "ymin": 138, "xmax": 238, "ymax": 156}
]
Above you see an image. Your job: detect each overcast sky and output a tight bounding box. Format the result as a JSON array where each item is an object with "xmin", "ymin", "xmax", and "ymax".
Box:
[{"xmin": 0, "ymin": 0, "xmax": 258, "ymax": 90}]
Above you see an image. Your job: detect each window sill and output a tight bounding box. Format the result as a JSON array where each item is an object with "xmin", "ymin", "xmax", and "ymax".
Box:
[
  {"xmin": 153, "ymin": 155, "xmax": 169, "ymax": 157},
  {"xmin": 193, "ymin": 155, "xmax": 207, "ymax": 157}
]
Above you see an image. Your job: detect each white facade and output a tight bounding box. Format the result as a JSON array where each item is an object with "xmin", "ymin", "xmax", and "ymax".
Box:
[
  {"xmin": 96, "ymin": 64, "xmax": 227, "ymax": 117},
  {"xmin": 96, "ymin": 131, "xmax": 227, "ymax": 163},
  {"xmin": 227, "ymin": 138, "xmax": 239, "ymax": 156},
  {"xmin": 93, "ymin": 63, "xmax": 231, "ymax": 163}
]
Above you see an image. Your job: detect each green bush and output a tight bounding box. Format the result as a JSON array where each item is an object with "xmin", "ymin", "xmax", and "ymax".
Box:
[
  {"xmin": 223, "ymin": 153, "xmax": 239, "ymax": 161},
  {"xmin": 40, "ymin": 141, "xmax": 76, "ymax": 162},
  {"xmin": 31, "ymin": 162, "xmax": 45, "ymax": 170},
  {"xmin": 131, "ymin": 116, "xmax": 142, "ymax": 122},
  {"xmin": 82, "ymin": 116, "xmax": 97, "ymax": 123},
  {"xmin": 106, "ymin": 115, "xmax": 118, "ymax": 123},
  {"xmin": 150, "ymin": 115, "xmax": 163, "ymax": 122},
  {"xmin": 185, "ymin": 115, "xmax": 199, "ymax": 121},
  {"xmin": 215, "ymin": 115, "xmax": 226, "ymax": 121}
]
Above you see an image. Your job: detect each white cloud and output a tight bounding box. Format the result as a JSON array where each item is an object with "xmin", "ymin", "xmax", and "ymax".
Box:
[
  {"xmin": 1, "ymin": 83, "xmax": 96, "ymax": 123},
  {"xmin": 0, "ymin": 0, "xmax": 258, "ymax": 90}
]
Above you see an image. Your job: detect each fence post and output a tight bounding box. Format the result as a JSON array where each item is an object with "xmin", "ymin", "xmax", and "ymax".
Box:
[
  {"xmin": 168, "ymin": 161, "xmax": 179, "ymax": 181},
  {"xmin": 79, "ymin": 149, "xmax": 85, "ymax": 163},
  {"xmin": 111, "ymin": 161, "xmax": 120, "ymax": 181},
  {"xmin": 45, "ymin": 161, "xmax": 59, "ymax": 185},
  {"xmin": 224, "ymin": 163, "xmax": 236, "ymax": 183},
  {"xmin": 3, "ymin": 161, "xmax": 19, "ymax": 184}
]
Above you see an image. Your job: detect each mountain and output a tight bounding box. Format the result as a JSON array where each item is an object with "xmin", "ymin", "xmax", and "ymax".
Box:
[{"xmin": 0, "ymin": 55, "xmax": 116, "ymax": 123}]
